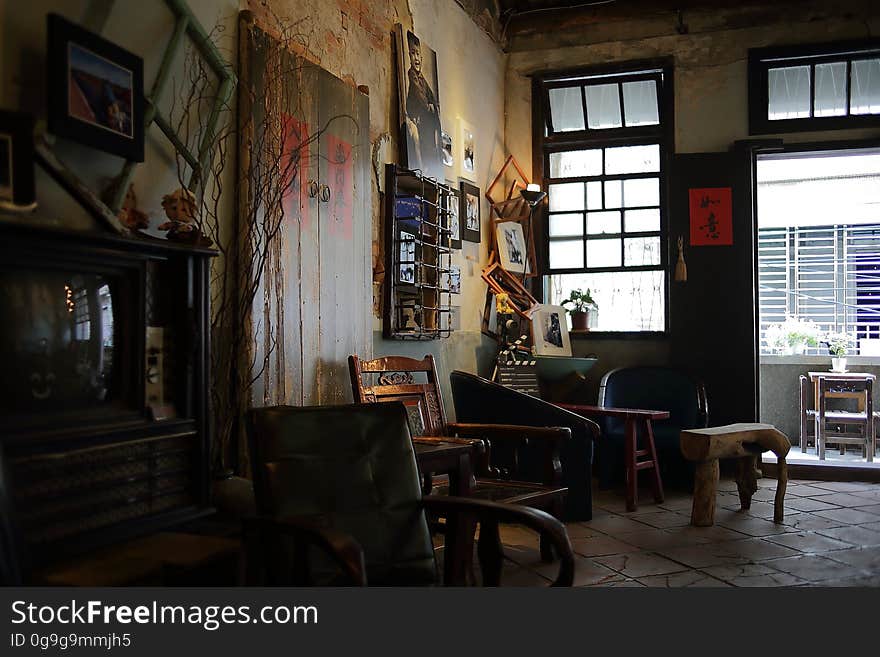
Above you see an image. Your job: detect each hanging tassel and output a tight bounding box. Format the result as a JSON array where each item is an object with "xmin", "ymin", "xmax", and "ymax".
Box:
[{"xmin": 674, "ymin": 236, "xmax": 688, "ymax": 282}]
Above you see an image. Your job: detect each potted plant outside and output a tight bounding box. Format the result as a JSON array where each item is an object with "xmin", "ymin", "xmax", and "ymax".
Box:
[
  {"xmin": 766, "ymin": 317, "xmax": 820, "ymax": 355},
  {"xmin": 560, "ymin": 288, "xmax": 598, "ymax": 331},
  {"xmin": 823, "ymin": 332, "xmax": 852, "ymax": 372}
]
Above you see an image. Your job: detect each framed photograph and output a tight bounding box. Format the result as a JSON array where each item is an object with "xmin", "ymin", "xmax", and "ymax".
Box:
[
  {"xmin": 441, "ymin": 130, "xmax": 453, "ymax": 168},
  {"xmin": 443, "ymin": 182, "xmax": 461, "ymax": 249},
  {"xmin": 459, "ymin": 118, "xmax": 476, "ymax": 181},
  {"xmin": 47, "ymin": 14, "xmax": 145, "ymax": 162},
  {"xmin": 440, "ymin": 265, "xmax": 461, "ymax": 294},
  {"xmin": 398, "ymin": 230, "xmax": 417, "ymax": 285},
  {"xmin": 394, "ymin": 25, "xmax": 443, "ymax": 181},
  {"xmin": 496, "ymin": 221, "xmax": 528, "ymax": 273},
  {"xmin": 0, "ymin": 110, "xmax": 35, "ymax": 208},
  {"xmin": 531, "ymin": 304, "xmax": 572, "ymax": 357},
  {"xmin": 460, "ymin": 181, "xmax": 481, "ymax": 243}
]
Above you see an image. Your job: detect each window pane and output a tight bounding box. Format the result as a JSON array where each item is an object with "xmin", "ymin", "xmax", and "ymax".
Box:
[
  {"xmin": 768, "ymin": 66, "xmax": 811, "ymax": 120},
  {"xmin": 585, "ymin": 83, "xmax": 622, "ymax": 129},
  {"xmin": 549, "ymin": 240, "xmax": 584, "ymax": 269},
  {"xmin": 549, "ymin": 213, "xmax": 583, "ymax": 237},
  {"xmin": 623, "ymin": 177, "xmax": 660, "ymax": 207},
  {"xmin": 587, "ymin": 211, "xmax": 621, "ymax": 235},
  {"xmin": 549, "ymin": 149, "xmax": 602, "ymax": 177},
  {"xmin": 625, "ymin": 209, "xmax": 661, "ymax": 232},
  {"xmin": 814, "ymin": 61, "xmax": 847, "ymax": 117},
  {"xmin": 604, "ymin": 180, "xmax": 622, "ymax": 208},
  {"xmin": 851, "ymin": 58, "xmax": 880, "ymax": 115},
  {"xmin": 624, "ymin": 237, "xmax": 661, "ymax": 266},
  {"xmin": 586, "ymin": 180, "xmax": 603, "ymax": 210},
  {"xmin": 586, "ymin": 238, "xmax": 622, "ymax": 267},
  {"xmin": 605, "ymin": 144, "xmax": 660, "ymax": 174},
  {"xmin": 547, "ymin": 271, "xmax": 666, "ymax": 331},
  {"xmin": 548, "ymin": 87, "xmax": 586, "ymax": 132},
  {"xmin": 622, "ymin": 80, "xmax": 659, "ymax": 126},
  {"xmin": 549, "ymin": 182, "xmax": 584, "ymax": 211}
]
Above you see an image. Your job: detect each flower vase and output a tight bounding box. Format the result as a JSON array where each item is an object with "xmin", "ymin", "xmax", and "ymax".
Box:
[{"xmin": 831, "ymin": 357, "xmax": 847, "ymax": 372}]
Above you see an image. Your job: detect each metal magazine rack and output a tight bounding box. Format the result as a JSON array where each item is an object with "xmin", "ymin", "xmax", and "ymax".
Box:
[{"xmin": 384, "ymin": 164, "xmax": 455, "ymax": 340}]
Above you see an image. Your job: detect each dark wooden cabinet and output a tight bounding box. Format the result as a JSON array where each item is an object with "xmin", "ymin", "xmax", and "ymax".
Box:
[{"xmin": 0, "ymin": 222, "xmax": 215, "ymax": 581}]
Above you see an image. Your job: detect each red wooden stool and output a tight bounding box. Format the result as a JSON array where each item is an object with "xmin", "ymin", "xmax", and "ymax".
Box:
[{"xmin": 558, "ymin": 404, "xmax": 668, "ymax": 512}]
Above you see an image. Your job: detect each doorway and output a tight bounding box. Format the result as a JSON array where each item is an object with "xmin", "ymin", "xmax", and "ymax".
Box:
[{"xmin": 755, "ymin": 145, "xmax": 880, "ymax": 468}]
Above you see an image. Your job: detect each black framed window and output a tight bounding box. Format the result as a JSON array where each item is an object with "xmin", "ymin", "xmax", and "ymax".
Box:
[
  {"xmin": 749, "ymin": 40, "xmax": 880, "ymax": 135},
  {"xmin": 534, "ymin": 60, "xmax": 672, "ymax": 333}
]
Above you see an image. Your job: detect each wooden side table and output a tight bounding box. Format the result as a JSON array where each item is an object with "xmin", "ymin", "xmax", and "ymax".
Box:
[{"xmin": 558, "ymin": 404, "xmax": 668, "ymax": 512}]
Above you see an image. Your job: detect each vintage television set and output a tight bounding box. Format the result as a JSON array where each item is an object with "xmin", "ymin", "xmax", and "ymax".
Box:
[{"xmin": 0, "ymin": 222, "xmax": 213, "ymax": 580}]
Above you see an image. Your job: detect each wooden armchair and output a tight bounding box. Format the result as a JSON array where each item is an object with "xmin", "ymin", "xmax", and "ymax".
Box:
[
  {"xmin": 348, "ymin": 354, "xmax": 569, "ymax": 561},
  {"xmin": 244, "ymin": 403, "xmax": 575, "ymax": 586}
]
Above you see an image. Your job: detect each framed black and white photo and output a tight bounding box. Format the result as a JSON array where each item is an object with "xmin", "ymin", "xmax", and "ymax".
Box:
[
  {"xmin": 47, "ymin": 14, "xmax": 145, "ymax": 162},
  {"xmin": 394, "ymin": 25, "xmax": 443, "ymax": 181},
  {"xmin": 441, "ymin": 130, "xmax": 453, "ymax": 168},
  {"xmin": 496, "ymin": 221, "xmax": 528, "ymax": 273},
  {"xmin": 460, "ymin": 180, "xmax": 480, "ymax": 243},
  {"xmin": 440, "ymin": 265, "xmax": 461, "ymax": 294},
  {"xmin": 531, "ymin": 304, "xmax": 572, "ymax": 356},
  {"xmin": 399, "ymin": 230, "xmax": 417, "ymax": 285},
  {"xmin": 459, "ymin": 118, "xmax": 476, "ymax": 181},
  {"xmin": 0, "ymin": 110, "xmax": 35, "ymax": 208},
  {"xmin": 444, "ymin": 182, "xmax": 461, "ymax": 249}
]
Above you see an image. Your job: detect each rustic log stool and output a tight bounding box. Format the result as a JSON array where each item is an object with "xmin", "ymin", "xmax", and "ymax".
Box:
[{"xmin": 679, "ymin": 423, "xmax": 790, "ymax": 527}]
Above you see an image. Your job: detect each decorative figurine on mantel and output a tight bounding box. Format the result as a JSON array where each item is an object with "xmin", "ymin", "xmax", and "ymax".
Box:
[
  {"xmin": 116, "ymin": 183, "xmax": 149, "ymax": 232},
  {"xmin": 158, "ymin": 188, "xmax": 211, "ymax": 246}
]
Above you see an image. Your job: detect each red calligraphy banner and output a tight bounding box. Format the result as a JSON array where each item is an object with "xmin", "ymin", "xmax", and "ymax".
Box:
[
  {"xmin": 326, "ymin": 134, "xmax": 353, "ymax": 241},
  {"xmin": 689, "ymin": 187, "xmax": 732, "ymax": 246},
  {"xmin": 280, "ymin": 113, "xmax": 311, "ymax": 230}
]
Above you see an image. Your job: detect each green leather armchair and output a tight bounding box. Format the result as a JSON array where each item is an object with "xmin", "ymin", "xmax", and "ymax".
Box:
[{"xmin": 244, "ymin": 402, "xmax": 575, "ymax": 586}]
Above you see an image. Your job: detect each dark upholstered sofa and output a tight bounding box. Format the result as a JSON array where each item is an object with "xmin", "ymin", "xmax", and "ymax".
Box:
[{"xmin": 450, "ymin": 370, "xmax": 599, "ymax": 521}]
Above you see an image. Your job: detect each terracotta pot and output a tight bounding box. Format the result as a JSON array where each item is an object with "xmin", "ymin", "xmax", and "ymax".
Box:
[{"xmin": 570, "ymin": 310, "xmax": 589, "ymax": 331}]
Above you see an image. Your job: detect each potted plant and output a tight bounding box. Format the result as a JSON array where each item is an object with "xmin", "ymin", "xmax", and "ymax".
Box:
[
  {"xmin": 823, "ymin": 332, "xmax": 852, "ymax": 372},
  {"xmin": 560, "ymin": 288, "xmax": 597, "ymax": 331},
  {"xmin": 764, "ymin": 317, "xmax": 821, "ymax": 354}
]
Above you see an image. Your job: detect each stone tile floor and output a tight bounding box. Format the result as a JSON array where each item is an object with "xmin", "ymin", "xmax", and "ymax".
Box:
[{"xmin": 496, "ymin": 477, "xmax": 880, "ymax": 586}]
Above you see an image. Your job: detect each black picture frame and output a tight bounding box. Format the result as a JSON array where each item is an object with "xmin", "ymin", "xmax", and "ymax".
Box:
[
  {"xmin": 47, "ymin": 14, "xmax": 145, "ymax": 162},
  {"xmin": 444, "ymin": 181, "xmax": 461, "ymax": 249},
  {"xmin": 460, "ymin": 180, "xmax": 481, "ymax": 243},
  {"xmin": 0, "ymin": 110, "xmax": 35, "ymax": 207}
]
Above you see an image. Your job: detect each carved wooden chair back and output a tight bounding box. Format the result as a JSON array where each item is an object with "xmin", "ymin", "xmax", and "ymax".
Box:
[{"xmin": 348, "ymin": 355, "xmax": 449, "ymax": 437}]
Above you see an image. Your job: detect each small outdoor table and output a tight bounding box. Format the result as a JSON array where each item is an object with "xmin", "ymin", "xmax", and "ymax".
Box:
[
  {"xmin": 679, "ymin": 423, "xmax": 790, "ymax": 526},
  {"xmin": 558, "ymin": 404, "xmax": 668, "ymax": 512}
]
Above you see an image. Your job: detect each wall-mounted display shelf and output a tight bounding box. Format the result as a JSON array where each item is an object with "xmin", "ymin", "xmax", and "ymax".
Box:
[{"xmin": 384, "ymin": 164, "xmax": 456, "ymax": 340}]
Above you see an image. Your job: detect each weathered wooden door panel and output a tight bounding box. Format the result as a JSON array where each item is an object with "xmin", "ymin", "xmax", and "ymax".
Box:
[
  {"xmin": 244, "ymin": 21, "xmax": 370, "ymax": 408},
  {"xmin": 314, "ymin": 67, "xmax": 371, "ymax": 404}
]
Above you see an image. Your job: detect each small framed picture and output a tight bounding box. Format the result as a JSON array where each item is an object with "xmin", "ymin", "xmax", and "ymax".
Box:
[
  {"xmin": 496, "ymin": 221, "xmax": 528, "ymax": 273},
  {"xmin": 441, "ymin": 131, "xmax": 453, "ymax": 168},
  {"xmin": 460, "ymin": 181, "xmax": 480, "ymax": 243},
  {"xmin": 47, "ymin": 14, "xmax": 145, "ymax": 162},
  {"xmin": 459, "ymin": 118, "xmax": 476, "ymax": 181},
  {"xmin": 0, "ymin": 110, "xmax": 35, "ymax": 208},
  {"xmin": 444, "ymin": 183, "xmax": 461, "ymax": 249},
  {"xmin": 399, "ymin": 230, "xmax": 417, "ymax": 285},
  {"xmin": 440, "ymin": 265, "xmax": 461, "ymax": 294},
  {"xmin": 531, "ymin": 304, "xmax": 572, "ymax": 356}
]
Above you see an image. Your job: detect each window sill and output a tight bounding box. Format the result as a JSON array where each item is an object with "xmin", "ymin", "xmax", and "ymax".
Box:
[
  {"xmin": 569, "ymin": 330, "xmax": 669, "ymax": 340},
  {"xmin": 760, "ymin": 355, "xmax": 880, "ymax": 366}
]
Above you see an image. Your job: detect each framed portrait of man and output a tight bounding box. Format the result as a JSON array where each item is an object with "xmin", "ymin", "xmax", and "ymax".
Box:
[{"xmin": 394, "ymin": 25, "xmax": 444, "ymax": 182}]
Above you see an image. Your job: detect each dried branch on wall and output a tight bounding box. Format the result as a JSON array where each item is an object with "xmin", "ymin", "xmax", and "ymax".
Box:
[{"xmin": 169, "ymin": 9, "xmax": 334, "ymax": 475}]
